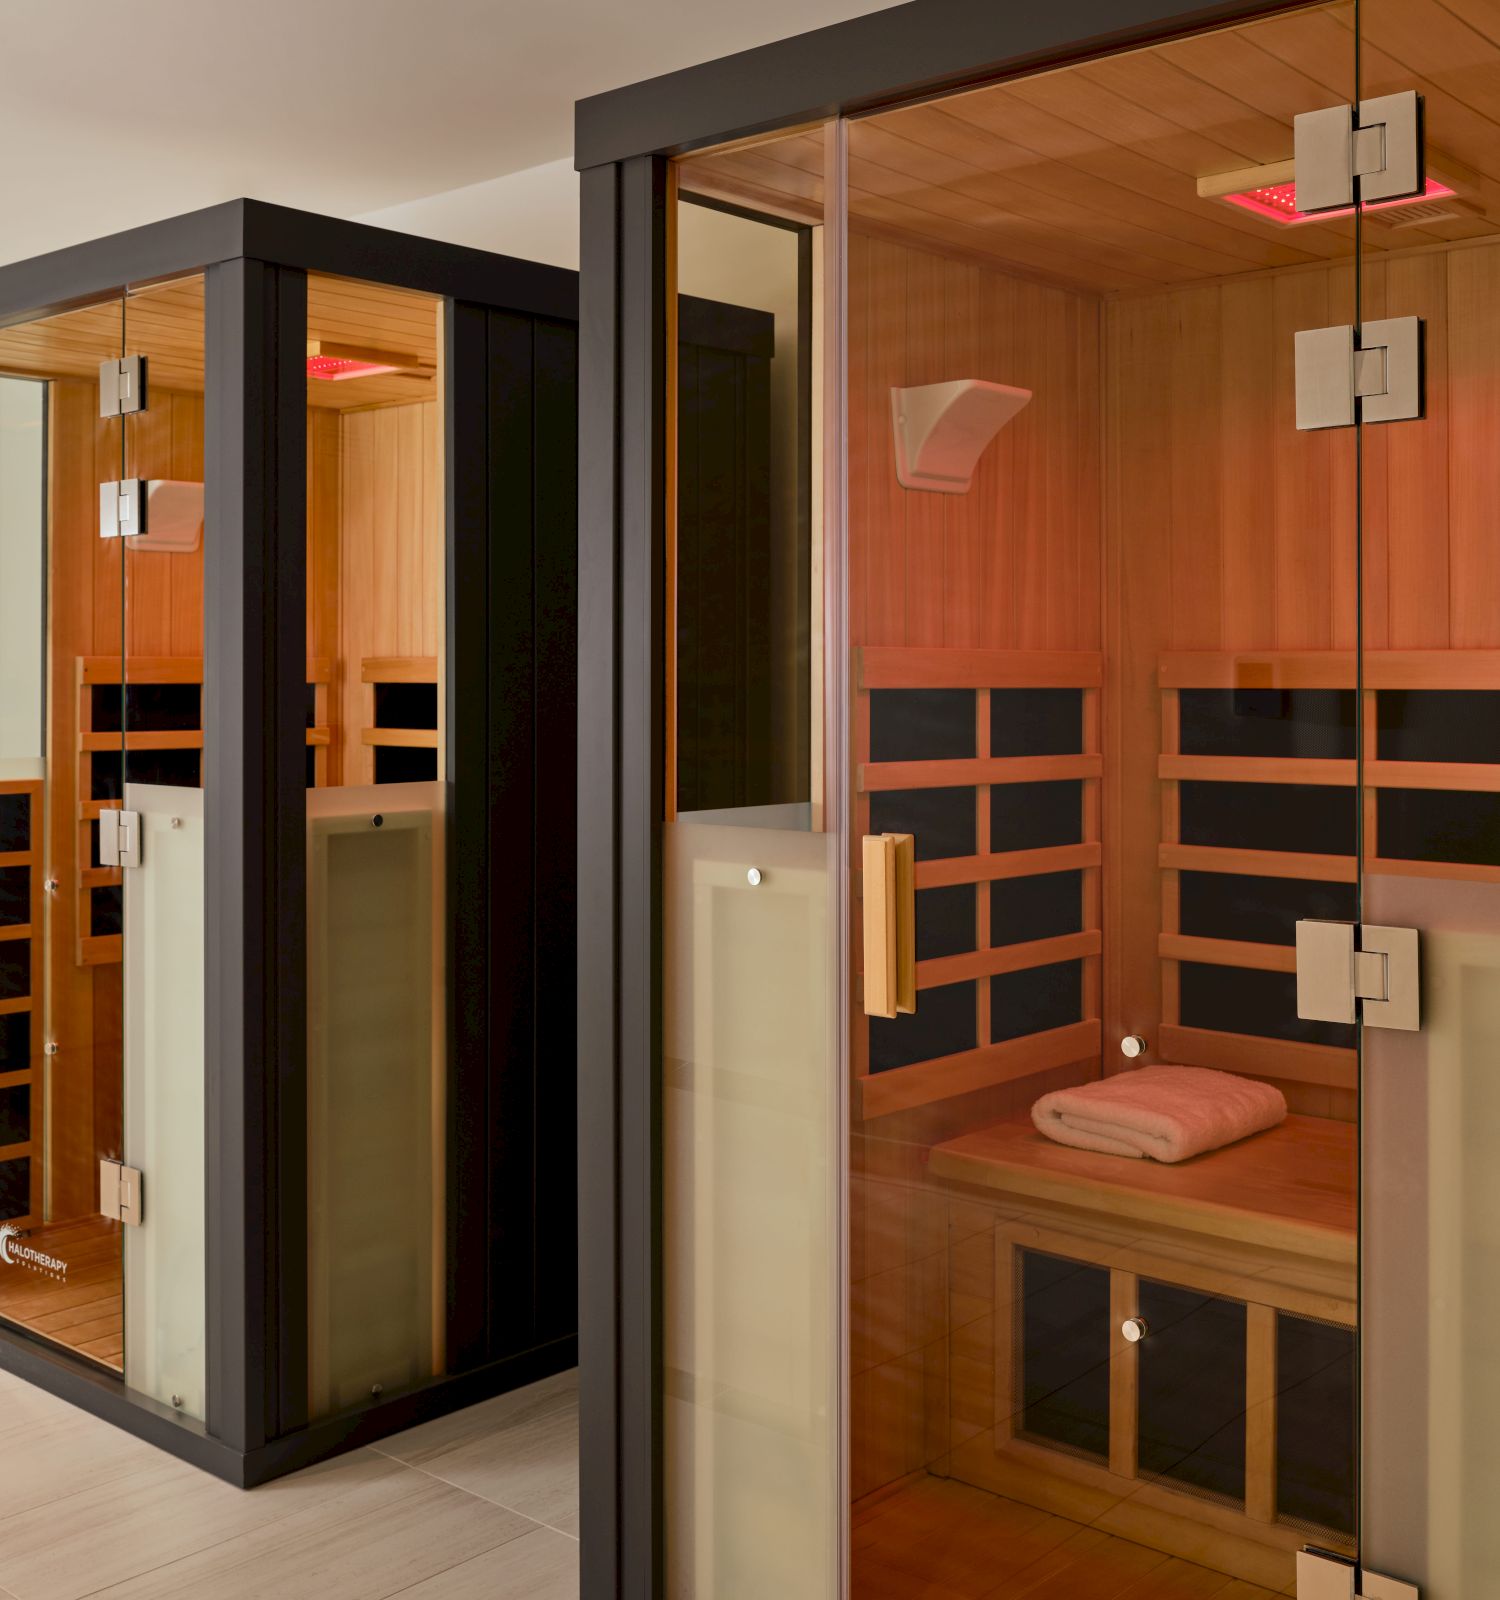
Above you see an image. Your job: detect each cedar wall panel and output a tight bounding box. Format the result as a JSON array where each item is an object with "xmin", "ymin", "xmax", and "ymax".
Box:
[
  {"xmin": 335, "ymin": 400, "xmax": 442, "ymax": 784},
  {"xmin": 848, "ymin": 234, "xmax": 1103, "ymax": 658}
]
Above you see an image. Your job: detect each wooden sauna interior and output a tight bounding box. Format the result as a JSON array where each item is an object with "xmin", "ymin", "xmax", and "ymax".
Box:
[
  {"xmin": 679, "ymin": 1, "xmax": 1500, "ymax": 1591},
  {"xmin": 0, "ymin": 271, "xmax": 440, "ymax": 1373}
]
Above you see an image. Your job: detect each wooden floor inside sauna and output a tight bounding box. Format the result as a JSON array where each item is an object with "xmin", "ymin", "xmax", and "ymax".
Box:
[
  {"xmin": 853, "ymin": 1476, "xmax": 1291, "ymax": 1600},
  {"xmin": 0, "ymin": 1216, "xmax": 122, "ymax": 1371}
]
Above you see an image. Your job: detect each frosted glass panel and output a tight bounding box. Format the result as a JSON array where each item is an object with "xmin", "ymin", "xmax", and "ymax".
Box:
[
  {"xmin": 123, "ymin": 784, "xmax": 205, "ymax": 1417},
  {"xmin": 663, "ymin": 820, "xmax": 839, "ymax": 1600},
  {"xmin": 1363, "ymin": 874, "xmax": 1500, "ymax": 1595},
  {"xmin": 307, "ymin": 780, "xmax": 444, "ymax": 1416}
]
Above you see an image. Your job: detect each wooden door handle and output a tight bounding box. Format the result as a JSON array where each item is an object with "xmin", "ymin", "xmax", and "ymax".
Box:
[{"xmin": 862, "ymin": 832, "xmax": 915, "ymax": 1019}]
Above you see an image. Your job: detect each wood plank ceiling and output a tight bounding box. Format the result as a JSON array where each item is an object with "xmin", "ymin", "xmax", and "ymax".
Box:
[
  {"xmin": 0, "ymin": 273, "xmax": 438, "ymax": 409},
  {"xmin": 678, "ymin": 0, "xmax": 1500, "ymax": 295}
]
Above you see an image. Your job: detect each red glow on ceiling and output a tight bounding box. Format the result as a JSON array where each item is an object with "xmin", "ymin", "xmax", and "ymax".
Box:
[
  {"xmin": 1221, "ymin": 177, "xmax": 1456, "ymax": 225},
  {"xmin": 306, "ymin": 355, "xmax": 399, "ymax": 381}
]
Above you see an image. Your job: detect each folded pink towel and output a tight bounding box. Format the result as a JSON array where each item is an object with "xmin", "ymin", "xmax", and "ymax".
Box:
[{"xmin": 1031, "ymin": 1065, "xmax": 1286, "ymax": 1163}]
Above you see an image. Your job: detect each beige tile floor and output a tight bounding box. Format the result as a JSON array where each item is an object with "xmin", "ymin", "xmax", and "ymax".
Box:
[{"xmin": 0, "ymin": 1364, "xmax": 579, "ymax": 1600}]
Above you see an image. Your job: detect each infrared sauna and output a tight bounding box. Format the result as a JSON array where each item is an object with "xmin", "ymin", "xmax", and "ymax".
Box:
[
  {"xmin": 579, "ymin": 0, "xmax": 1500, "ymax": 1592},
  {"xmin": 0, "ymin": 200, "xmax": 577, "ymax": 1484}
]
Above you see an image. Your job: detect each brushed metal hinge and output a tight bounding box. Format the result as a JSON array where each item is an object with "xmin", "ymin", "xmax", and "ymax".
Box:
[
  {"xmin": 99, "ymin": 1159, "xmax": 144, "ymax": 1227},
  {"xmin": 1297, "ymin": 1548, "xmax": 1419, "ymax": 1600},
  {"xmin": 1295, "ymin": 317, "xmax": 1423, "ymax": 431},
  {"xmin": 1295, "ymin": 921, "xmax": 1419, "ymax": 1031},
  {"xmin": 99, "ymin": 478, "xmax": 148, "ymax": 539},
  {"xmin": 1294, "ymin": 90, "xmax": 1424, "ymax": 213},
  {"xmin": 98, "ymin": 807, "xmax": 143, "ymax": 870},
  {"xmin": 98, "ymin": 354, "xmax": 148, "ymax": 417}
]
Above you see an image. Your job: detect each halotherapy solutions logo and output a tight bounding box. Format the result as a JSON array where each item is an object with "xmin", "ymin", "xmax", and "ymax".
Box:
[{"xmin": 0, "ymin": 1224, "xmax": 66, "ymax": 1282}]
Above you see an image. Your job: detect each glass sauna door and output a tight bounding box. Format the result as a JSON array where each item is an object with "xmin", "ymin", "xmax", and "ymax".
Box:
[
  {"xmin": 0, "ymin": 297, "xmax": 130, "ymax": 1373},
  {"xmin": 676, "ymin": 7, "xmax": 1385, "ymax": 1598},
  {"xmin": 0, "ymin": 282, "xmax": 207, "ymax": 1402},
  {"xmin": 1357, "ymin": 2, "xmax": 1500, "ymax": 1594},
  {"xmin": 838, "ymin": 11, "xmax": 1366, "ymax": 1586}
]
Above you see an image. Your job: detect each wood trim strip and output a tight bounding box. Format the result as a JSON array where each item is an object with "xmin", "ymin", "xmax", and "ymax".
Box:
[
  {"xmin": 359, "ymin": 728, "xmax": 440, "ymax": 749},
  {"xmin": 78, "ymin": 934, "xmax": 122, "ymax": 968},
  {"xmin": 1109, "ymin": 1269, "xmax": 1138, "ymax": 1482},
  {"xmin": 1159, "ymin": 1024, "xmax": 1354, "ymax": 1090},
  {"xmin": 1158, "ymin": 933, "xmax": 1296, "ymax": 974},
  {"xmin": 1158, "ymin": 843, "xmax": 1356, "ymax": 883},
  {"xmin": 857, "ymin": 1020, "xmax": 1100, "ymax": 1120},
  {"xmin": 0, "ymin": 998, "xmax": 31, "ymax": 1016},
  {"xmin": 1366, "ymin": 856, "xmax": 1500, "ymax": 884},
  {"xmin": 918, "ymin": 930, "xmax": 1101, "ymax": 990},
  {"xmin": 81, "ymin": 731, "xmax": 202, "ymax": 753},
  {"xmin": 1245, "ymin": 1301, "xmax": 1278, "ymax": 1525},
  {"xmin": 1366, "ymin": 760, "xmax": 1500, "ymax": 793},
  {"xmin": 1160, "ymin": 649, "xmax": 1500, "ymax": 690},
  {"xmin": 80, "ymin": 867, "xmax": 122, "ymax": 890},
  {"xmin": 862, "ymin": 753, "xmax": 1101, "ymax": 792},
  {"xmin": 916, "ymin": 842, "xmax": 1102, "ymax": 889},
  {"xmin": 0, "ymin": 1069, "xmax": 32, "ymax": 1091},
  {"xmin": 0, "ymin": 851, "xmax": 34, "ymax": 870},
  {"xmin": 80, "ymin": 656, "xmax": 202, "ymax": 685},
  {"xmin": 0, "ymin": 925, "xmax": 31, "ymax": 945},
  {"xmin": 360, "ymin": 656, "xmax": 439, "ymax": 683},
  {"xmin": 859, "ymin": 646, "xmax": 1103, "ymax": 689},
  {"xmin": 1159, "ymin": 755, "xmax": 1354, "ymax": 787}
]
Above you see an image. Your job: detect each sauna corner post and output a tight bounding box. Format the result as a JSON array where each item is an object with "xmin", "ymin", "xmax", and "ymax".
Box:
[
  {"xmin": 577, "ymin": 153, "xmax": 669, "ymax": 1600},
  {"xmin": 203, "ymin": 257, "xmax": 309, "ymax": 1458}
]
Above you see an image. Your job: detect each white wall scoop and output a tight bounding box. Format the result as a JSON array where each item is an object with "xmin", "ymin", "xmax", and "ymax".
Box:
[{"xmin": 890, "ymin": 378, "xmax": 1033, "ymax": 494}]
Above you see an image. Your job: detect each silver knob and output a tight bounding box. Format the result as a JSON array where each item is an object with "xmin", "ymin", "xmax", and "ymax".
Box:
[
  {"xmin": 746, "ymin": 867, "xmax": 762, "ymax": 887},
  {"xmin": 1121, "ymin": 1317, "xmax": 1149, "ymax": 1343},
  {"xmin": 1120, "ymin": 1035, "xmax": 1147, "ymax": 1059}
]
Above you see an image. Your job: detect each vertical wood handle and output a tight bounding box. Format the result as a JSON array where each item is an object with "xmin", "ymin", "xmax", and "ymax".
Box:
[{"xmin": 863, "ymin": 832, "xmax": 916, "ymax": 1019}]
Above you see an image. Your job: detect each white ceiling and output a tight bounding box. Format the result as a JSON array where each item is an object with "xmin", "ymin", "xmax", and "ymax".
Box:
[{"xmin": 0, "ymin": 0, "xmax": 897, "ymax": 269}]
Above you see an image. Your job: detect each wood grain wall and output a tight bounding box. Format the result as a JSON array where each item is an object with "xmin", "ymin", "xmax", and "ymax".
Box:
[
  {"xmin": 333, "ymin": 401, "xmax": 442, "ymax": 785},
  {"xmin": 848, "ymin": 235, "xmax": 1102, "ymax": 656}
]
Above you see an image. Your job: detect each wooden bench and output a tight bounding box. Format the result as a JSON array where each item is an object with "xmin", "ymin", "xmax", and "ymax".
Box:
[{"xmin": 926, "ymin": 1110, "xmax": 1357, "ymax": 1588}]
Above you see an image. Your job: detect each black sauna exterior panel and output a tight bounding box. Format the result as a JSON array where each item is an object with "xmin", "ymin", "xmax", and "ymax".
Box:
[
  {"xmin": 870, "ymin": 787, "xmax": 976, "ymax": 861},
  {"xmin": 1179, "ymin": 872, "xmax": 1356, "ymax": 947},
  {"xmin": 1277, "ymin": 1313, "xmax": 1356, "ymax": 1537},
  {"xmin": 871, "ymin": 689, "xmax": 975, "ymax": 763},
  {"xmin": 1378, "ymin": 789, "xmax": 1500, "ymax": 866},
  {"xmin": 374, "ymin": 682, "xmax": 439, "ymax": 731},
  {"xmin": 0, "ymin": 1013, "xmax": 27, "ymax": 1069},
  {"xmin": 990, "ymin": 960, "xmax": 1081, "ymax": 1044},
  {"xmin": 0, "ymin": 1158, "xmax": 29, "ymax": 1221},
  {"xmin": 0, "ymin": 796, "xmax": 28, "ymax": 854},
  {"xmin": 1178, "ymin": 689, "xmax": 1355, "ymax": 760},
  {"xmin": 374, "ymin": 745, "xmax": 440, "ymax": 785},
  {"xmin": 0, "ymin": 867, "xmax": 29, "ymax": 928},
  {"xmin": 1138, "ymin": 1280, "xmax": 1246, "ymax": 1504},
  {"xmin": 1180, "ymin": 963, "xmax": 1355, "ymax": 1050},
  {"xmin": 990, "ymin": 689, "xmax": 1082, "ymax": 757},
  {"xmin": 1019, "ymin": 1248, "xmax": 1110, "ymax": 1460},
  {"xmin": 991, "ymin": 870, "xmax": 1083, "ymax": 947},
  {"xmin": 916, "ymin": 884, "xmax": 975, "ymax": 961},
  {"xmin": 991, "ymin": 780, "xmax": 1082, "ymax": 854},
  {"xmin": 1179, "ymin": 782, "xmax": 1356, "ymax": 857},
  {"xmin": 1378, "ymin": 690, "xmax": 1500, "ymax": 765},
  {"xmin": 868, "ymin": 980, "xmax": 975, "ymax": 1073}
]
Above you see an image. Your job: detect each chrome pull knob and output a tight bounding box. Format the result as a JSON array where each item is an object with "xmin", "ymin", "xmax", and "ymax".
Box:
[
  {"xmin": 1120, "ymin": 1035, "xmax": 1147, "ymax": 1060},
  {"xmin": 1121, "ymin": 1317, "xmax": 1149, "ymax": 1344}
]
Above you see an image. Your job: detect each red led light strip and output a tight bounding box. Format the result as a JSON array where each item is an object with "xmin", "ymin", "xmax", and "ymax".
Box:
[{"xmin": 1221, "ymin": 177, "xmax": 1456, "ymax": 225}]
